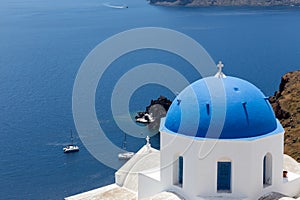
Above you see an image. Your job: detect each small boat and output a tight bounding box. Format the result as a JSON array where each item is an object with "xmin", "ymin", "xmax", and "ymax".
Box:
[
  {"xmin": 63, "ymin": 130, "xmax": 79, "ymax": 153},
  {"xmin": 103, "ymin": 3, "xmax": 128, "ymax": 9},
  {"xmin": 136, "ymin": 113, "xmax": 154, "ymax": 123},
  {"xmin": 118, "ymin": 151, "xmax": 135, "ymax": 159},
  {"xmin": 118, "ymin": 133, "xmax": 134, "ymax": 160}
]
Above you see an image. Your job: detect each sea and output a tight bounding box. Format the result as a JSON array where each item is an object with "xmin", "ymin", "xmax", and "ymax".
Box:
[{"xmin": 0, "ymin": 0, "xmax": 300, "ymax": 199}]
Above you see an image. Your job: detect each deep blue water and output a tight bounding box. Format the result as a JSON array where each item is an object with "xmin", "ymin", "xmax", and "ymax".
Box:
[{"xmin": 1, "ymin": 0, "xmax": 300, "ymax": 199}]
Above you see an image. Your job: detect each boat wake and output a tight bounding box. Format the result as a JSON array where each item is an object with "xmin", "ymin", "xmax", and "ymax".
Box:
[{"xmin": 103, "ymin": 3, "xmax": 128, "ymax": 9}]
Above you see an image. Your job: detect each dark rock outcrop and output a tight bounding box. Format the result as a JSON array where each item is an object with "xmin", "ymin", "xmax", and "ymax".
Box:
[
  {"xmin": 135, "ymin": 96, "xmax": 172, "ymax": 130},
  {"xmin": 269, "ymin": 70, "xmax": 300, "ymax": 162},
  {"xmin": 150, "ymin": 0, "xmax": 300, "ymax": 7},
  {"xmin": 135, "ymin": 96, "xmax": 172, "ymax": 119}
]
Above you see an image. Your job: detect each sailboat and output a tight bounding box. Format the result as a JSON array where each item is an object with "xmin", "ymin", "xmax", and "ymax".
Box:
[
  {"xmin": 63, "ymin": 130, "xmax": 79, "ymax": 153},
  {"xmin": 118, "ymin": 133, "xmax": 134, "ymax": 159}
]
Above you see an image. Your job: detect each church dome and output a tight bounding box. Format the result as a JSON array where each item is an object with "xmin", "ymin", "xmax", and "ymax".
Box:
[{"xmin": 164, "ymin": 76, "xmax": 278, "ymax": 139}]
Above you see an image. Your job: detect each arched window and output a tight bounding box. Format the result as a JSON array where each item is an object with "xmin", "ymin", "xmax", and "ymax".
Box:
[
  {"xmin": 217, "ymin": 160, "xmax": 232, "ymax": 192},
  {"xmin": 173, "ymin": 156, "xmax": 183, "ymax": 187},
  {"xmin": 263, "ymin": 153, "xmax": 272, "ymax": 187}
]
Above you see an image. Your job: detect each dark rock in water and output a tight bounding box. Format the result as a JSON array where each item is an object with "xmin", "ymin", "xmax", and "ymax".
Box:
[
  {"xmin": 269, "ymin": 70, "xmax": 300, "ymax": 162},
  {"xmin": 135, "ymin": 96, "xmax": 172, "ymax": 130},
  {"xmin": 136, "ymin": 96, "xmax": 172, "ymax": 118},
  {"xmin": 146, "ymin": 95, "xmax": 172, "ymax": 114}
]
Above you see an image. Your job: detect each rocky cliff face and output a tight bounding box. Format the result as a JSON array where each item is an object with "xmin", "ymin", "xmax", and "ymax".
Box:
[
  {"xmin": 150, "ymin": 0, "xmax": 300, "ymax": 6},
  {"xmin": 269, "ymin": 70, "xmax": 300, "ymax": 162}
]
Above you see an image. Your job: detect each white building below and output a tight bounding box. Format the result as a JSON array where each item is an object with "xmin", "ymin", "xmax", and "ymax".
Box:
[{"xmin": 66, "ymin": 72, "xmax": 300, "ymax": 200}]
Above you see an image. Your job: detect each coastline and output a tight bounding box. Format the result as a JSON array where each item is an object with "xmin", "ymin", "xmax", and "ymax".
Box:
[{"xmin": 149, "ymin": 0, "xmax": 300, "ymax": 7}]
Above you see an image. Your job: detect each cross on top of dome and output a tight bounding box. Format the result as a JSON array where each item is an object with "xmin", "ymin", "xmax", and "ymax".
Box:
[{"xmin": 214, "ymin": 61, "xmax": 226, "ymax": 78}]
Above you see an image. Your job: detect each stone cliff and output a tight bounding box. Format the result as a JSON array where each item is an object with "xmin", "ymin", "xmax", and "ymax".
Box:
[{"xmin": 269, "ymin": 70, "xmax": 300, "ymax": 162}]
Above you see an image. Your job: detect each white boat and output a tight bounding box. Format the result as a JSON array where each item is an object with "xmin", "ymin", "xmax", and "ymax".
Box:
[
  {"xmin": 63, "ymin": 130, "xmax": 79, "ymax": 153},
  {"xmin": 118, "ymin": 133, "xmax": 134, "ymax": 160},
  {"xmin": 118, "ymin": 151, "xmax": 135, "ymax": 159},
  {"xmin": 136, "ymin": 113, "xmax": 154, "ymax": 123},
  {"xmin": 63, "ymin": 145, "xmax": 79, "ymax": 153},
  {"xmin": 103, "ymin": 3, "xmax": 128, "ymax": 9}
]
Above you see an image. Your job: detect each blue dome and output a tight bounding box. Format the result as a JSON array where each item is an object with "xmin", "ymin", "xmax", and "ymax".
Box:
[{"xmin": 164, "ymin": 76, "xmax": 278, "ymax": 139}]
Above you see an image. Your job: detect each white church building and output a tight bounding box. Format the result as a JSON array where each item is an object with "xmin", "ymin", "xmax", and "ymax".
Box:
[{"xmin": 66, "ymin": 65, "xmax": 300, "ymax": 200}]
